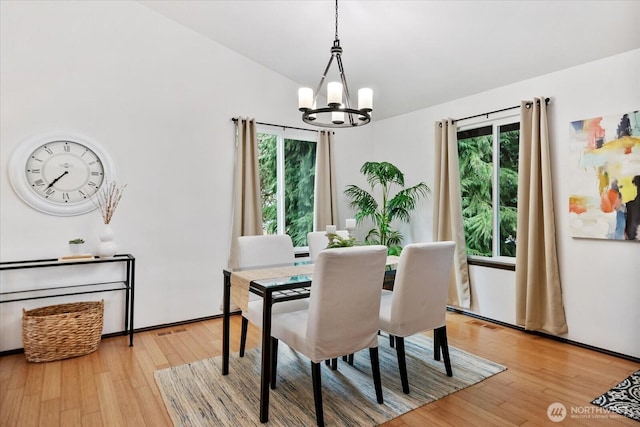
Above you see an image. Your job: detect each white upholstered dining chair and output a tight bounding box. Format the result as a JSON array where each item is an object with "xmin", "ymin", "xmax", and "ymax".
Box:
[
  {"xmin": 306, "ymin": 230, "xmax": 350, "ymax": 262},
  {"xmin": 237, "ymin": 234, "xmax": 308, "ymax": 356},
  {"xmin": 269, "ymin": 245, "xmax": 388, "ymax": 427},
  {"xmin": 378, "ymin": 241, "xmax": 456, "ymax": 394}
]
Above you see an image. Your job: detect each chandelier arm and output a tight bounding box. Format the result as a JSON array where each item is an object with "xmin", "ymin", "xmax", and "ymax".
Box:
[
  {"xmin": 335, "ymin": 54, "xmax": 353, "ymax": 109},
  {"xmin": 313, "ymin": 53, "xmax": 337, "ymax": 105},
  {"xmin": 335, "ymin": 54, "xmax": 358, "ymax": 126}
]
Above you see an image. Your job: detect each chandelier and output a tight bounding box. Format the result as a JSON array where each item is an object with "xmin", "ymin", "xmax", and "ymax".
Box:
[{"xmin": 297, "ymin": 0, "xmax": 372, "ymax": 128}]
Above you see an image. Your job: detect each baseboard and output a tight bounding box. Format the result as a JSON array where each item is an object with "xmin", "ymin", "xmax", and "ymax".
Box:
[
  {"xmin": 133, "ymin": 313, "xmax": 228, "ymax": 334},
  {"xmin": 0, "ymin": 313, "xmax": 234, "ymax": 357},
  {"xmin": 4, "ymin": 310, "xmax": 637, "ymax": 364},
  {"xmin": 447, "ymin": 307, "xmax": 640, "ymax": 364}
]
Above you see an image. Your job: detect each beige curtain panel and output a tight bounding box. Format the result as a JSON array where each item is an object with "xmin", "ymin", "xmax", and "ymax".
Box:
[
  {"xmin": 228, "ymin": 117, "xmax": 264, "ymax": 269},
  {"xmin": 313, "ymin": 130, "xmax": 338, "ymax": 231},
  {"xmin": 515, "ymin": 98, "xmax": 568, "ymax": 335},
  {"xmin": 433, "ymin": 119, "xmax": 471, "ymax": 309}
]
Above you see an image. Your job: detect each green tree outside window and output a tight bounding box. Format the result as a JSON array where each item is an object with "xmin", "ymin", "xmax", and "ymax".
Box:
[
  {"xmin": 258, "ymin": 132, "xmax": 316, "ymax": 247},
  {"xmin": 458, "ymin": 122, "xmax": 519, "ymax": 258}
]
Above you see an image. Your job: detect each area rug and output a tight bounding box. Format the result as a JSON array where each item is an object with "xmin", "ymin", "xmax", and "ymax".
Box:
[
  {"xmin": 154, "ymin": 334, "xmax": 506, "ymax": 426},
  {"xmin": 591, "ymin": 369, "xmax": 640, "ymax": 422}
]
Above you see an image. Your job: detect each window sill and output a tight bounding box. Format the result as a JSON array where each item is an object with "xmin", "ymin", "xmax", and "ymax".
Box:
[
  {"xmin": 467, "ymin": 257, "xmax": 515, "ymax": 271},
  {"xmin": 294, "ymin": 247, "xmax": 309, "ymax": 258},
  {"xmin": 294, "ymin": 249, "xmax": 516, "ymax": 269}
]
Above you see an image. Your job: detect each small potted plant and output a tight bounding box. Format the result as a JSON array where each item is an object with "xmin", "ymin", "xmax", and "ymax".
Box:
[
  {"xmin": 68, "ymin": 238, "xmax": 86, "ymax": 255},
  {"xmin": 325, "ymin": 232, "xmax": 357, "ymax": 249}
]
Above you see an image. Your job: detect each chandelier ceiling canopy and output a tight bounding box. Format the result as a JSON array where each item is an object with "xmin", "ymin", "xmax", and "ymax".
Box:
[{"xmin": 298, "ymin": 0, "xmax": 372, "ymax": 128}]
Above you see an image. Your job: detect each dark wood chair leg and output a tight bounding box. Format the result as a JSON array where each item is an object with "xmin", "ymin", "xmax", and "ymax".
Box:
[
  {"xmin": 347, "ymin": 353, "xmax": 354, "ymax": 365},
  {"xmin": 395, "ymin": 336, "xmax": 410, "ymax": 394},
  {"xmin": 270, "ymin": 337, "xmax": 279, "ymax": 389},
  {"xmin": 324, "ymin": 359, "xmax": 330, "ymax": 366},
  {"xmin": 369, "ymin": 347, "xmax": 384, "ymax": 404},
  {"xmin": 239, "ymin": 316, "xmax": 249, "ymax": 357},
  {"xmin": 389, "ymin": 334, "xmax": 395, "ymax": 348},
  {"xmin": 330, "ymin": 358, "xmax": 337, "ymax": 370},
  {"xmin": 433, "ymin": 328, "xmax": 441, "ymax": 361},
  {"xmin": 436, "ymin": 326, "xmax": 453, "ymax": 377},
  {"xmin": 311, "ymin": 362, "xmax": 324, "ymax": 427}
]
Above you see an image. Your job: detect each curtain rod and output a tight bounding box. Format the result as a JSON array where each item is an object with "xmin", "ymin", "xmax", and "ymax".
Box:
[
  {"xmin": 451, "ymin": 97, "xmax": 551, "ymax": 124},
  {"xmin": 231, "ymin": 118, "xmax": 318, "ymax": 133}
]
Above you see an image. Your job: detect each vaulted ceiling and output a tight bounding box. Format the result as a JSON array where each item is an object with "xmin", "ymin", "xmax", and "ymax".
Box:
[{"xmin": 139, "ymin": 1, "xmax": 640, "ymax": 120}]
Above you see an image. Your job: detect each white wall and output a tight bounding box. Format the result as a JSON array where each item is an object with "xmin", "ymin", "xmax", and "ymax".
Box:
[
  {"xmin": 2, "ymin": 1, "xmax": 637, "ymax": 359},
  {"xmin": 0, "ymin": 1, "xmax": 372, "ymax": 351},
  {"xmin": 370, "ymin": 49, "xmax": 640, "ymax": 358}
]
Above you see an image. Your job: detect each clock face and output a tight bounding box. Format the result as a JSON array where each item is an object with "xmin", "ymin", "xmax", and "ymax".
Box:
[
  {"xmin": 25, "ymin": 140, "xmax": 105, "ymax": 205},
  {"xmin": 8, "ymin": 135, "xmax": 116, "ymax": 216}
]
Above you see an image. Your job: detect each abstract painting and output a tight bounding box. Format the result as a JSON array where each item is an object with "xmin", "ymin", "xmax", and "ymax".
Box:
[{"xmin": 568, "ymin": 111, "xmax": 640, "ymax": 241}]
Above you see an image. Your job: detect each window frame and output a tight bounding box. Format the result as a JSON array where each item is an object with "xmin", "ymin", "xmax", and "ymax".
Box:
[
  {"xmin": 256, "ymin": 126, "xmax": 317, "ymax": 243},
  {"xmin": 457, "ymin": 113, "xmax": 520, "ymax": 265}
]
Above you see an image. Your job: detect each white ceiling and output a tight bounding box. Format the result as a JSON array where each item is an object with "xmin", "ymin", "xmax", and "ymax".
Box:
[{"xmin": 139, "ymin": 0, "xmax": 640, "ymax": 121}]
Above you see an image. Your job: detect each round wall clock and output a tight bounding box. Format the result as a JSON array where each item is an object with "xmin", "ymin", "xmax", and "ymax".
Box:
[{"xmin": 8, "ymin": 134, "xmax": 117, "ymax": 216}]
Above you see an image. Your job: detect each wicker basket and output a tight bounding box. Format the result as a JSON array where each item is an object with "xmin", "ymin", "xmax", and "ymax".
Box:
[{"xmin": 22, "ymin": 300, "xmax": 104, "ymax": 362}]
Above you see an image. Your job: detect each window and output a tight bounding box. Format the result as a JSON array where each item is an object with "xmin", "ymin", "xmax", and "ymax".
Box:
[
  {"xmin": 457, "ymin": 119, "xmax": 520, "ymax": 259},
  {"xmin": 258, "ymin": 128, "xmax": 317, "ymax": 247}
]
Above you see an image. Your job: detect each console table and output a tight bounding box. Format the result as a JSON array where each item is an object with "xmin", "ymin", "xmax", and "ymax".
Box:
[{"xmin": 0, "ymin": 254, "xmax": 135, "ymax": 347}]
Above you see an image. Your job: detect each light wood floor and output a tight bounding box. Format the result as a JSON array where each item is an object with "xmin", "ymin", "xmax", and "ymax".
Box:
[{"xmin": 1, "ymin": 312, "xmax": 638, "ymax": 426}]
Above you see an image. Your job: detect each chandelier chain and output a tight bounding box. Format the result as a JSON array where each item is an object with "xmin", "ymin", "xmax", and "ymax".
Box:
[{"xmin": 334, "ymin": 0, "xmax": 339, "ymax": 41}]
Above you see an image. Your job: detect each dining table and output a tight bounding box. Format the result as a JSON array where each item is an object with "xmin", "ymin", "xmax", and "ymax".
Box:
[{"xmin": 221, "ymin": 256, "xmax": 399, "ymax": 423}]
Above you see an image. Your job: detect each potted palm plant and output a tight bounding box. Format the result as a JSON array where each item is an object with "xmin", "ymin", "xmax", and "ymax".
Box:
[{"xmin": 344, "ymin": 161, "xmax": 429, "ymax": 255}]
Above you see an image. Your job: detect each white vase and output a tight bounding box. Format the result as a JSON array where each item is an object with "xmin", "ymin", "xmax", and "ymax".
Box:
[
  {"xmin": 97, "ymin": 224, "xmax": 117, "ymax": 258},
  {"xmin": 69, "ymin": 243, "xmax": 86, "ymax": 255}
]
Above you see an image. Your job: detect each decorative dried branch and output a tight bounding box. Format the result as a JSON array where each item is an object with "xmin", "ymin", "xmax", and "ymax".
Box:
[{"xmin": 92, "ymin": 181, "xmax": 127, "ymax": 224}]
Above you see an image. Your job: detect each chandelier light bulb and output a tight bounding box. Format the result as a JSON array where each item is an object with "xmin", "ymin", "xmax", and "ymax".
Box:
[
  {"xmin": 358, "ymin": 88, "xmax": 373, "ymax": 111},
  {"xmin": 327, "ymin": 82, "xmax": 343, "ymax": 107},
  {"xmin": 332, "ymin": 110, "xmax": 345, "ymax": 124},
  {"xmin": 298, "ymin": 87, "xmax": 314, "ymax": 110}
]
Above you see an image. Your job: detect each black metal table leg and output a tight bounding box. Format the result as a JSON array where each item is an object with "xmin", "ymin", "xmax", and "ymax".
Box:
[
  {"xmin": 124, "ymin": 259, "xmax": 130, "ymax": 341},
  {"xmin": 128, "ymin": 257, "xmax": 135, "ymax": 346},
  {"xmin": 259, "ymin": 289, "xmax": 273, "ymax": 423},
  {"xmin": 222, "ymin": 272, "xmax": 231, "ymax": 375}
]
